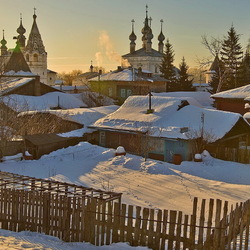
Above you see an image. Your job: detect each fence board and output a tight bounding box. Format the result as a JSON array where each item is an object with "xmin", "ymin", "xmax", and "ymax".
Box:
[
  {"xmin": 220, "ymin": 200, "xmax": 228, "ymax": 249},
  {"xmin": 160, "ymin": 209, "xmax": 168, "ymax": 250},
  {"xmin": 155, "ymin": 209, "xmax": 162, "ymax": 250},
  {"xmin": 133, "ymin": 206, "xmax": 141, "ymax": 246},
  {"xmin": 140, "ymin": 208, "xmax": 149, "ymax": 246},
  {"xmin": 175, "ymin": 211, "xmax": 182, "ymax": 249},
  {"xmin": 214, "ymin": 199, "xmax": 222, "ymax": 249},
  {"xmin": 148, "ymin": 208, "xmax": 155, "ymax": 249},
  {"xmin": 100, "ymin": 200, "xmax": 106, "ymax": 245},
  {"xmin": 126, "ymin": 205, "xmax": 134, "ymax": 244},
  {"xmin": 204, "ymin": 198, "xmax": 214, "ymax": 248},
  {"xmin": 168, "ymin": 210, "xmax": 177, "ymax": 250},
  {"xmin": 197, "ymin": 199, "xmax": 205, "ymax": 249},
  {"xmin": 106, "ymin": 201, "xmax": 113, "ymax": 245},
  {"xmin": 183, "ymin": 214, "xmax": 189, "ymax": 249},
  {"xmin": 190, "ymin": 197, "xmax": 198, "ymax": 249},
  {"xmin": 112, "ymin": 202, "xmax": 120, "ymax": 243},
  {"xmin": 119, "ymin": 203, "xmax": 126, "ymax": 243}
]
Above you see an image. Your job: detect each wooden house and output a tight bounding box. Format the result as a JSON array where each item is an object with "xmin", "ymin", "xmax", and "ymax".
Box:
[
  {"xmin": 89, "ymin": 95, "xmax": 250, "ymax": 163},
  {"xmin": 211, "ymin": 84, "xmax": 250, "ymax": 115}
]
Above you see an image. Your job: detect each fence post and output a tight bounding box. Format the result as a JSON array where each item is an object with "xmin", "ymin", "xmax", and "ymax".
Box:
[
  {"xmin": 220, "ymin": 201, "xmax": 228, "ymax": 249},
  {"xmin": 140, "ymin": 207, "xmax": 149, "ymax": 246},
  {"xmin": 190, "ymin": 197, "xmax": 198, "ymax": 249},
  {"xmin": 214, "ymin": 199, "xmax": 222, "ymax": 249},
  {"xmin": 197, "ymin": 199, "xmax": 206, "ymax": 249},
  {"xmin": 126, "ymin": 205, "xmax": 134, "ymax": 245},
  {"xmin": 148, "ymin": 208, "xmax": 155, "ymax": 249},
  {"xmin": 112, "ymin": 202, "xmax": 121, "ymax": 243},
  {"xmin": 133, "ymin": 206, "xmax": 141, "ymax": 246},
  {"xmin": 160, "ymin": 209, "xmax": 168, "ymax": 250},
  {"xmin": 168, "ymin": 210, "xmax": 177, "ymax": 250}
]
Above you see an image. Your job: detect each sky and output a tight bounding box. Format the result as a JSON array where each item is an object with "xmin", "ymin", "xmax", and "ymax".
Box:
[{"xmin": 1, "ymin": 0, "xmax": 250, "ymax": 73}]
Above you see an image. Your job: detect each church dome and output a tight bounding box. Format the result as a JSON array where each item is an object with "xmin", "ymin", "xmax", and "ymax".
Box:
[
  {"xmin": 158, "ymin": 30, "xmax": 165, "ymax": 43},
  {"xmin": 141, "ymin": 23, "xmax": 150, "ymax": 37},
  {"xmin": 129, "ymin": 30, "xmax": 137, "ymax": 42},
  {"xmin": 1, "ymin": 36, "xmax": 7, "ymax": 47},
  {"xmin": 1, "ymin": 30, "xmax": 7, "ymax": 49},
  {"xmin": 146, "ymin": 28, "xmax": 153, "ymax": 41},
  {"xmin": 17, "ymin": 19, "xmax": 26, "ymax": 35}
]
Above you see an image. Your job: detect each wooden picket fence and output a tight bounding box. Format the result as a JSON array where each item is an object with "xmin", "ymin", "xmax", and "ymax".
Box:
[{"xmin": 0, "ymin": 186, "xmax": 250, "ymax": 249}]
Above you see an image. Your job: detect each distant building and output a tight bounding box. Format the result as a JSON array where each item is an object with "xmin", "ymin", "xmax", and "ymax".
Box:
[
  {"xmin": 72, "ymin": 63, "xmax": 100, "ymax": 86},
  {"xmin": 89, "ymin": 67, "xmax": 167, "ymax": 104},
  {"xmin": 122, "ymin": 6, "xmax": 165, "ymax": 74},
  {"xmin": 0, "ymin": 10, "xmax": 52, "ymax": 84},
  {"xmin": 192, "ymin": 83, "xmax": 212, "ymax": 92},
  {"xmin": 47, "ymin": 69, "xmax": 57, "ymax": 86},
  {"xmin": 205, "ymin": 55, "xmax": 220, "ymax": 84}
]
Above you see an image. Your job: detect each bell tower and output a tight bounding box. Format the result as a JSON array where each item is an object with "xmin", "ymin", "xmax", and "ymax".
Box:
[{"xmin": 24, "ymin": 8, "xmax": 47, "ymax": 84}]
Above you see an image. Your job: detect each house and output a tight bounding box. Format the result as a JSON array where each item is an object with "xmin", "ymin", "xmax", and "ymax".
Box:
[
  {"xmin": 192, "ymin": 83, "xmax": 212, "ymax": 92},
  {"xmin": 47, "ymin": 69, "xmax": 57, "ymax": 86},
  {"xmin": 89, "ymin": 67, "xmax": 167, "ymax": 104},
  {"xmin": 211, "ymin": 84, "xmax": 250, "ymax": 115},
  {"xmin": 89, "ymin": 95, "xmax": 250, "ymax": 163},
  {"xmin": 72, "ymin": 63, "xmax": 100, "ymax": 86}
]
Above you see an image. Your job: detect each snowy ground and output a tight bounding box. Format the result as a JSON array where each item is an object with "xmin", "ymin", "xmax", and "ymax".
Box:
[
  {"xmin": 0, "ymin": 142, "xmax": 250, "ymax": 248},
  {"xmin": 0, "ymin": 229, "xmax": 148, "ymax": 249}
]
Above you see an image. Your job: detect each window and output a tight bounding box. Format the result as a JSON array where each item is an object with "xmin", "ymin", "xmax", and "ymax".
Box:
[
  {"xmin": 26, "ymin": 54, "xmax": 29, "ymax": 62},
  {"xmin": 33, "ymin": 54, "xmax": 38, "ymax": 62},
  {"xmin": 127, "ymin": 89, "xmax": 132, "ymax": 97},
  {"xmin": 100, "ymin": 131, "xmax": 106, "ymax": 146},
  {"xmin": 121, "ymin": 89, "xmax": 126, "ymax": 98},
  {"xmin": 108, "ymin": 87, "xmax": 113, "ymax": 97}
]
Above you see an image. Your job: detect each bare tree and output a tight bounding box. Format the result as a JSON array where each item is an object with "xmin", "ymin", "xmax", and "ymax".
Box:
[
  {"xmin": 200, "ymin": 35, "xmax": 227, "ymax": 93},
  {"xmin": 201, "ymin": 35, "xmax": 222, "ymax": 57}
]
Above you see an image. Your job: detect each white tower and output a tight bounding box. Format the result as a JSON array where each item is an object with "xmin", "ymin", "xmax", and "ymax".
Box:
[{"xmin": 24, "ymin": 9, "xmax": 47, "ymax": 84}]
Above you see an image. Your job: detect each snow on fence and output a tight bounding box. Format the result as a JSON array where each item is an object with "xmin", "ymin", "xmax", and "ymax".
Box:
[{"xmin": 0, "ymin": 175, "xmax": 249, "ymax": 249}]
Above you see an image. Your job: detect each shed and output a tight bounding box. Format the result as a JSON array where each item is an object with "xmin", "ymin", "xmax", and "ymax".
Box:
[{"xmin": 24, "ymin": 134, "xmax": 83, "ymax": 159}]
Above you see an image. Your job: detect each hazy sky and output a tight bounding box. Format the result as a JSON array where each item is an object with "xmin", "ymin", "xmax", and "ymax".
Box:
[{"xmin": 1, "ymin": 0, "xmax": 250, "ymax": 73}]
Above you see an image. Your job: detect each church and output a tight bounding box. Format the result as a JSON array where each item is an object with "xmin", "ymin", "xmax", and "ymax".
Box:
[
  {"xmin": 122, "ymin": 5, "xmax": 165, "ymax": 74},
  {"xmin": 0, "ymin": 10, "xmax": 50, "ymax": 85}
]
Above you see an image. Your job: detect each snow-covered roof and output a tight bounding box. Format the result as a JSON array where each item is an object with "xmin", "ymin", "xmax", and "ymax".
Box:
[
  {"xmin": 152, "ymin": 91, "xmax": 214, "ymax": 108},
  {"xmin": 91, "ymin": 68, "xmax": 133, "ymax": 81},
  {"xmin": 4, "ymin": 70, "xmax": 36, "ymax": 76},
  {"xmin": 90, "ymin": 68, "xmax": 166, "ymax": 82},
  {"xmin": 212, "ymin": 84, "xmax": 250, "ymax": 99},
  {"xmin": 0, "ymin": 77, "xmax": 34, "ymax": 95},
  {"xmin": 91, "ymin": 95, "xmax": 242, "ymax": 142},
  {"xmin": 2, "ymin": 92, "xmax": 87, "ymax": 112},
  {"xmin": 53, "ymin": 85, "xmax": 88, "ymax": 91},
  {"xmin": 18, "ymin": 105, "xmax": 119, "ymax": 137}
]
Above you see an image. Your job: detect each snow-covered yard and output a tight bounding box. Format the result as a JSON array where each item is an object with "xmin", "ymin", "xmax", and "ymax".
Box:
[
  {"xmin": 0, "ymin": 142, "xmax": 250, "ymax": 248},
  {"xmin": 0, "ymin": 142, "xmax": 250, "ymax": 214}
]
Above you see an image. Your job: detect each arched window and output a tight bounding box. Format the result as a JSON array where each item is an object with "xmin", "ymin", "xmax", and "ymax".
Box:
[{"xmin": 33, "ymin": 54, "xmax": 38, "ymax": 62}]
